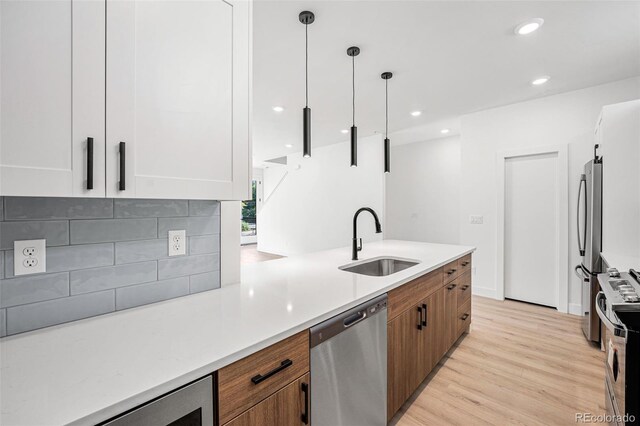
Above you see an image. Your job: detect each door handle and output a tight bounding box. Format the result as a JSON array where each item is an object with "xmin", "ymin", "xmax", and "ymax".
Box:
[
  {"xmin": 447, "ymin": 283, "xmax": 457, "ymax": 291},
  {"xmin": 461, "ymin": 261, "xmax": 469, "ymax": 267},
  {"xmin": 595, "ymin": 292, "xmax": 627, "ymax": 341},
  {"xmin": 417, "ymin": 306, "xmax": 423, "ymax": 330},
  {"xmin": 343, "ymin": 310, "xmax": 367, "ymax": 328},
  {"xmin": 251, "ymin": 359, "xmax": 293, "ymax": 384},
  {"xmin": 422, "ymin": 303, "xmax": 427, "ymax": 327},
  {"xmin": 301, "ymin": 382, "xmax": 309, "ymax": 424},
  {"xmin": 460, "ymin": 313, "xmax": 469, "ymax": 321},
  {"xmin": 119, "ymin": 142, "xmax": 126, "ymax": 191},
  {"xmin": 460, "ymin": 285, "xmax": 469, "ymax": 291},
  {"xmin": 574, "ymin": 265, "xmax": 589, "ymax": 282},
  {"xmin": 86, "ymin": 137, "xmax": 94, "ymax": 190}
]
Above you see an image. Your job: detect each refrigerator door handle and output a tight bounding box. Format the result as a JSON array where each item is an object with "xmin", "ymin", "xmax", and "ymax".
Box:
[{"xmin": 577, "ymin": 174, "xmax": 587, "ymax": 256}]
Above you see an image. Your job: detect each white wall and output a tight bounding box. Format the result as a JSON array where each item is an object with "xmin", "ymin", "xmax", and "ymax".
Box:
[
  {"xmin": 459, "ymin": 77, "xmax": 640, "ymax": 313},
  {"xmin": 385, "ymin": 136, "xmax": 461, "ymax": 244},
  {"xmin": 258, "ymin": 134, "xmax": 385, "ymax": 256}
]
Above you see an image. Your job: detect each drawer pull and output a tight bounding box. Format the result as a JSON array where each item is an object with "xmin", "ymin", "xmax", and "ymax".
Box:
[
  {"xmin": 251, "ymin": 359, "xmax": 293, "ymax": 384},
  {"xmin": 460, "ymin": 285, "xmax": 469, "ymax": 291},
  {"xmin": 301, "ymin": 382, "xmax": 309, "ymax": 424},
  {"xmin": 422, "ymin": 303, "xmax": 427, "ymax": 327},
  {"xmin": 417, "ymin": 306, "xmax": 423, "ymax": 330},
  {"xmin": 461, "ymin": 261, "xmax": 470, "ymax": 267},
  {"xmin": 460, "ymin": 313, "xmax": 469, "ymax": 321},
  {"xmin": 87, "ymin": 137, "xmax": 94, "ymax": 190},
  {"xmin": 447, "ymin": 268, "xmax": 457, "ymax": 275},
  {"xmin": 447, "ymin": 283, "xmax": 457, "ymax": 291}
]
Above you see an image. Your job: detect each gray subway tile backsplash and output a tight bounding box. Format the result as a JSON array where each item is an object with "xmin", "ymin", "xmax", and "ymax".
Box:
[
  {"xmin": 190, "ymin": 272, "xmax": 221, "ymax": 294},
  {"xmin": 70, "ymin": 218, "xmax": 157, "ymax": 244},
  {"xmin": 0, "ymin": 220, "xmax": 69, "ymax": 249},
  {"xmin": 189, "ymin": 235, "xmax": 220, "ymax": 255},
  {"xmin": 0, "ymin": 272, "xmax": 70, "ymax": 308},
  {"xmin": 114, "ymin": 199, "xmax": 188, "ymax": 218},
  {"xmin": 116, "ymin": 277, "xmax": 190, "ymax": 310},
  {"xmin": 0, "ymin": 197, "xmax": 221, "ymax": 337},
  {"xmin": 4, "ymin": 197, "xmax": 113, "ymax": 220},
  {"xmin": 70, "ymin": 261, "xmax": 157, "ymax": 295},
  {"xmin": 6, "ymin": 290, "xmax": 116, "ymax": 335},
  {"xmin": 158, "ymin": 254, "xmax": 218, "ymax": 280},
  {"xmin": 157, "ymin": 216, "xmax": 219, "ymax": 237},
  {"xmin": 188, "ymin": 200, "xmax": 221, "ymax": 217}
]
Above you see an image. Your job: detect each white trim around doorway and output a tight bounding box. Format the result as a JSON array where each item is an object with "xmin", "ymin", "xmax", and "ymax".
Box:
[{"xmin": 496, "ymin": 145, "xmax": 569, "ymax": 313}]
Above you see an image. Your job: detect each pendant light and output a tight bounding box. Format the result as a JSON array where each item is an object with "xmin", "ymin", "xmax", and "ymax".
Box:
[
  {"xmin": 347, "ymin": 46, "xmax": 360, "ymax": 167},
  {"xmin": 299, "ymin": 11, "xmax": 314, "ymax": 158},
  {"xmin": 381, "ymin": 72, "xmax": 393, "ymax": 173}
]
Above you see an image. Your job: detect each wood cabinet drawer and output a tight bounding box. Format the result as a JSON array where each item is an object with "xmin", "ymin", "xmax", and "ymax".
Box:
[
  {"xmin": 388, "ymin": 268, "xmax": 443, "ymax": 321},
  {"xmin": 218, "ymin": 331, "xmax": 310, "ymax": 424},
  {"xmin": 456, "ymin": 271, "xmax": 472, "ymax": 306},
  {"xmin": 457, "ymin": 299, "xmax": 471, "ymax": 336},
  {"xmin": 443, "ymin": 259, "xmax": 459, "ymax": 283},
  {"xmin": 457, "ymin": 254, "xmax": 472, "ymax": 275},
  {"xmin": 224, "ymin": 373, "xmax": 310, "ymax": 426}
]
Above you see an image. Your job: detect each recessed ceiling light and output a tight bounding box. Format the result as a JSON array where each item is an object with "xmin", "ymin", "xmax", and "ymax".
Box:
[
  {"xmin": 341, "ymin": 129, "xmax": 349, "ymax": 134},
  {"xmin": 441, "ymin": 128, "xmax": 450, "ymax": 134},
  {"xmin": 285, "ymin": 144, "xmax": 293, "ymax": 148},
  {"xmin": 531, "ymin": 76, "xmax": 550, "ymax": 86},
  {"xmin": 514, "ymin": 18, "xmax": 544, "ymax": 35},
  {"xmin": 272, "ymin": 106, "xmax": 284, "ymax": 112},
  {"xmin": 411, "ymin": 111, "xmax": 422, "ymax": 117}
]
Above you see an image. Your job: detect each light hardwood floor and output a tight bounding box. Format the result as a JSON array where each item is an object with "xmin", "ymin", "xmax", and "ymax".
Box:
[
  {"xmin": 392, "ymin": 296, "xmax": 606, "ymax": 426},
  {"xmin": 240, "ymin": 244, "xmax": 284, "ymax": 264}
]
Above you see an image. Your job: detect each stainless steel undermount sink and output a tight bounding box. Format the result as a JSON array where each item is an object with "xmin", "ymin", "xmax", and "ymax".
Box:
[{"xmin": 339, "ymin": 256, "xmax": 420, "ymax": 277}]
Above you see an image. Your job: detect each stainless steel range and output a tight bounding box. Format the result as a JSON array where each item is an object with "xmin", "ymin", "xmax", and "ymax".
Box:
[{"xmin": 596, "ymin": 269, "xmax": 640, "ymax": 425}]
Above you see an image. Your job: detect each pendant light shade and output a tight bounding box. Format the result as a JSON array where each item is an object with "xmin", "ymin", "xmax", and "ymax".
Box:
[
  {"xmin": 381, "ymin": 72, "xmax": 393, "ymax": 173},
  {"xmin": 299, "ymin": 11, "xmax": 315, "ymax": 158},
  {"xmin": 347, "ymin": 46, "xmax": 360, "ymax": 167}
]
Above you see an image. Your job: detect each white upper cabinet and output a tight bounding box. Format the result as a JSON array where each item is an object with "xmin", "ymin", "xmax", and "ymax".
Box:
[
  {"xmin": 0, "ymin": 0, "xmax": 106, "ymax": 197},
  {"xmin": 106, "ymin": 0, "xmax": 251, "ymax": 200},
  {"xmin": 0, "ymin": 0, "xmax": 250, "ymax": 200}
]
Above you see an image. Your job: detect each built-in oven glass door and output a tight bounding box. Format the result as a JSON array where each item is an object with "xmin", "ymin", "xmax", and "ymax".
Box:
[{"xmin": 102, "ymin": 376, "xmax": 214, "ymax": 426}]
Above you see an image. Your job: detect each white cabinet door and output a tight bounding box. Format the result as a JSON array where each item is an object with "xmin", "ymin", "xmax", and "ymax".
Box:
[
  {"xmin": 0, "ymin": 0, "xmax": 105, "ymax": 197},
  {"xmin": 106, "ymin": 0, "xmax": 250, "ymax": 200}
]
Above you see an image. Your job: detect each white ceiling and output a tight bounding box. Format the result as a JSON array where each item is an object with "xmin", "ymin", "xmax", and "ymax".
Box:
[{"xmin": 252, "ymin": 1, "xmax": 640, "ymax": 162}]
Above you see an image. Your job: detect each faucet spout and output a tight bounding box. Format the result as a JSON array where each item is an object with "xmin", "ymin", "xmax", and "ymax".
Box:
[{"xmin": 352, "ymin": 207, "xmax": 382, "ymax": 261}]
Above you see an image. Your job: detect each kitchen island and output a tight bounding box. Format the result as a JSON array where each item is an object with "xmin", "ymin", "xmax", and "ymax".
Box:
[{"xmin": 0, "ymin": 240, "xmax": 474, "ymax": 426}]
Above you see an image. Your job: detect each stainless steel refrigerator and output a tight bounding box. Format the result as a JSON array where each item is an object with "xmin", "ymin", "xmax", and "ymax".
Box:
[{"xmin": 575, "ymin": 151, "xmax": 603, "ymax": 343}]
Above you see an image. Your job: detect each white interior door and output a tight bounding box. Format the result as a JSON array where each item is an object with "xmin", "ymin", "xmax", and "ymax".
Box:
[{"xmin": 504, "ymin": 152, "xmax": 559, "ymax": 308}]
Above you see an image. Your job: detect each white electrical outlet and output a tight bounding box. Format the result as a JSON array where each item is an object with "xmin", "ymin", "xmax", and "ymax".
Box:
[
  {"xmin": 14, "ymin": 239, "xmax": 46, "ymax": 276},
  {"xmin": 470, "ymin": 215, "xmax": 484, "ymax": 225},
  {"xmin": 168, "ymin": 230, "xmax": 186, "ymax": 256}
]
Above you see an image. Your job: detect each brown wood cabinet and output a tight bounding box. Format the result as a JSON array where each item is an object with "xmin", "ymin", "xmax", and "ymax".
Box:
[
  {"xmin": 218, "ymin": 331, "xmax": 309, "ymax": 424},
  {"xmin": 224, "ymin": 373, "xmax": 310, "ymax": 426},
  {"xmin": 387, "ymin": 254, "xmax": 472, "ymax": 421}
]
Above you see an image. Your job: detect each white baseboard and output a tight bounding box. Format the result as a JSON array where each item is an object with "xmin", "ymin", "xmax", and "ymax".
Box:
[
  {"xmin": 568, "ymin": 303, "xmax": 583, "ymax": 316},
  {"xmin": 472, "ymin": 286, "xmax": 499, "ymax": 299}
]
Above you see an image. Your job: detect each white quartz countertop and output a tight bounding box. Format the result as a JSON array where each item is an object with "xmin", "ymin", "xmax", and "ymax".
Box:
[
  {"xmin": 601, "ymin": 252, "xmax": 640, "ymax": 273},
  {"xmin": 0, "ymin": 240, "xmax": 474, "ymax": 426}
]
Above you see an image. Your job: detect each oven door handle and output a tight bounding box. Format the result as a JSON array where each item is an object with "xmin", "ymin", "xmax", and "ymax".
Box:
[{"xmin": 595, "ymin": 292, "xmax": 627, "ymax": 341}]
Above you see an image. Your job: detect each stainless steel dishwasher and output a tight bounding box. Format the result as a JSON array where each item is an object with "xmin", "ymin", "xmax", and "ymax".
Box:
[{"xmin": 310, "ymin": 294, "xmax": 387, "ymax": 426}]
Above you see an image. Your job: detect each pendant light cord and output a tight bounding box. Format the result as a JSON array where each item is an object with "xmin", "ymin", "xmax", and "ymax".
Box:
[
  {"xmin": 352, "ymin": 56, "xmax": 355, "ymax": 126},
  {"xmin": 305, "ymin": 24, "xmax": 309, "ymax": 107},
  {"xmin": 385, "ymin": 79, "xmax": 388, "ymax": 138}
]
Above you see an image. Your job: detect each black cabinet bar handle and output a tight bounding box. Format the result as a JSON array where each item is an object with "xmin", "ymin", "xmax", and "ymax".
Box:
[
  {"xmin": 461, "ymin": 261, "xmax": 470, "ymax": 267},
  {"xmin": 301, "ymin": 382, "xmax": 309, "ymax": 424},
  {"xmin": 422, "ymin": 303, "xmax": 427, "ymax": 327},
  {"xmin": 461, "ymin": 313, "xmax": 469, "ymax": 321},
  {"xmin": 461, "ymin": 285, "xmax": 469, "ymax": 291},
  {"xmin": 86, "ymin": 137, "xmax": 94, "ymax": 190},
  {"xmin": 119, "ymin": 142, "xmax": 126, "ymax": 191},
  {"xmin": 417, "ymin": 306, "xmax": 423, "ymax": 330},
  {"xmin": 251, "ymin": 359, "xmax": 293, "ymax": 385},
  {"xmin": 447, "ymin": 283, "xmax": 457, "ymax": 291},
  {"xmin": 447, "ymin": 269, "xmax": 457, "ymax": 275}
]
